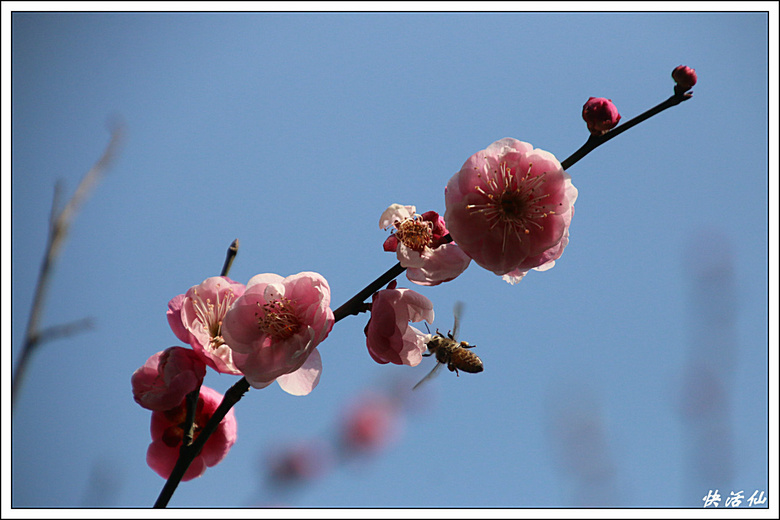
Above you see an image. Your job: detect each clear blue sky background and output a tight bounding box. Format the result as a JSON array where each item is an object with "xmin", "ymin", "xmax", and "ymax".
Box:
[{"xmin": 7, "ymin": 9, "xmax": 774, "ymax": 510}]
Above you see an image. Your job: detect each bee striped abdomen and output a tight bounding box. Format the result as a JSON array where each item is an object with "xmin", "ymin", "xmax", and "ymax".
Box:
[{"xmin": 449, "ymin": 345, "xmax": 484, "ymax": 374}]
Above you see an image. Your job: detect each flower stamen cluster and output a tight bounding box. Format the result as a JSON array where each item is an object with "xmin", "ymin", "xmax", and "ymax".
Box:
[
  {"xmin": 393, "ymin": 215, "xmax": 434, "ymax": 253},
  {"xmin": 256, "ymin": 298, "xmax": 301, "ymax": 341},
  {"xmin": 168, "ymin": 277, "xmax": 246, "ymax": 375},
  {"xmin": 380, "ymin": 204, "xmax": 471, "ymax": 286},
  {"xmin": 468, "ymin": 162, "xmax": 557, "ymax": 252},
  {"xmin": 189, "ymin": 287, "xmax": 237, "ymax": 349}
]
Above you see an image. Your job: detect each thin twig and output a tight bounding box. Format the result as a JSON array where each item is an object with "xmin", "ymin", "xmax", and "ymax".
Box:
[
  {"xmin": 561, "ymin": 91, "xmax": 692, "ymax": 171},
  {"xmin": 220, "ymin": 239, "xmax": 239, "ymax": 277},
  {"xmin": 34, "ymin": 317, "xmax": 95, "ymax": 347},
  {"xmin": 12, "ymin": 124, "xmax": 124, "ymax": 410}
]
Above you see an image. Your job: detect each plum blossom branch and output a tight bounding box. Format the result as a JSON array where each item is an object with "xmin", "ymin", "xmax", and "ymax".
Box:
[
  {"xmin": 333, "ymin": 86, "xmax": 695, "ymax": 323},
  {"xmin": 561, "ymin": 91, "xmax": 692, "ymax": 171},
  {"xmin": 152, "ymin": 68, "xmax": 695, "ymax": 507},
  {"xmin": 13, "ymin": 123, "xmax": 124, "ymax": 411},
  {"xmin": 157, "ymin": 246, "xmax": 401, "ymax": 506}
]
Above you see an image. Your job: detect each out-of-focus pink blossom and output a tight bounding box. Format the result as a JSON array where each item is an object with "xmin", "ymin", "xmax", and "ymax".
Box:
[
  {"xmin": 364, "ymin": 280, "xmax": 434, "ymax": 366},
  {"xmin": 380, "ymin": 204, "xmax": 470, "ymax": 285},
  {"xmin": 131, "ymin": 347, "xmax": 207, "ymax": 411},
  {"xmin": 582, "ymin": 97, "xmax": 621, "ymax": 136},
  {"xmin": 444, "ymin": 138, "xmax": 578, "ymax": 282},
  {"xmin": 167, "ymin": 276, "xmax": 246, "ymax": 375},
  {"xmin": 672, "ymin": 65, "xmax": 697, "ymax": 91},
  {"xmin": 341, "ymin": 393, "xmax": 402, "ymax": 454},
  {"xmin": 266, "ymin": 439, "xmax": 333, "ymax": 486},
  {"xmin": 221, "ymin": 272, "xmax": 334, "ymax": 395},
  {"xmin": 146, "ymin": 385, "xmax": 237, "ymax": 481}
]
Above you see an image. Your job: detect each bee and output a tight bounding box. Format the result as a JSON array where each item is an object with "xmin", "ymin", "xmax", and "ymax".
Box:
[{"xmin": 413, "ymin": 301, "xmax": 483, "ymax": 390}]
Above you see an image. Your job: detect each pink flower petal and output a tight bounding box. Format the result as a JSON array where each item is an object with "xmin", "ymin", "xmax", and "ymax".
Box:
[
  {"xmin": 131, "ymin": 347, "xmax": 206, "ymax": 411},
  {"xmin": 364, "ymin": 285, "xmax": 433, "ymax": 367},
  {"xmin": 276, "ymin": 348, "xmax": 322, "ymax": 396},
  {"xmin": 406, "ymin": 243, "xmax": 471, "ymax": 286},
  {"xmin": 166, "ymin": 294, "xmax": 191, "ymax": 344}
]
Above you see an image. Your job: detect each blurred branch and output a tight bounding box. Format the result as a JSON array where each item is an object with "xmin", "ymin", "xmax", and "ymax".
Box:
[
  {"xmin": 34, "ymin": 317, "xmax": 96, "ymax": 347},
  {"xmin": 12, "ymin": 123, "xmax": 125, "ymax": 410}
]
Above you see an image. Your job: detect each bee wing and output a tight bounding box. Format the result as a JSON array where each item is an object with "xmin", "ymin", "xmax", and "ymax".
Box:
[
  {"xmin": 452, "ymin": 301, "xmax": 465, "ymax": 341},
  {"xmin": 413, "ymin": 361, "xmax": 444, "ymax": 391}
]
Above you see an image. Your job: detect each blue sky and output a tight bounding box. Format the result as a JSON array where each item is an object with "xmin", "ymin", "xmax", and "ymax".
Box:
[{"xmin": 5, "ymin": 7, "xmax": 776, "ymax": 512}]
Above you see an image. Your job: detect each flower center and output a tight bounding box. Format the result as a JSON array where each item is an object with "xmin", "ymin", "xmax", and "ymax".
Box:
[
  {"xmin": 467, "ymin": 162, "xmax": 556, "ymax": 251},
  {"xmin": 394, "ymin": 216, "xmax": 433, "ymax": 253},
  {"xmin": 499, "ymin": 192, "xmax": 528, "ymax": 219},
  {"xmin": 256, "ymin": 297, "xmax": 301, "ymax": 340},
  {"xmin": 191, "ymin": 285, "xmax": 237, "ymax": 348}
]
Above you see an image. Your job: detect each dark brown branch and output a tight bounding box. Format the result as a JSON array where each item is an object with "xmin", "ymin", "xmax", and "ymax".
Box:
[
  {"xmin": 153, "ymin": 377, "xmax": 251, "ymax": 508},
  {"xmin": 561, "ymin": 91, "xmax": 692, "ymax": 171},
  {"xmin": 220, "ymin": 239, "xmax": 239, "ymax": 277}
]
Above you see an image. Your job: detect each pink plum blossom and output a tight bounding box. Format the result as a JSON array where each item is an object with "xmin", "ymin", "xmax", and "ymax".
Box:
[
  {"xmin": 266, "ymin": 439, "xmax": 333, "ymax": 486},
  {"xmin": 582, "ymin": 97, "xmax": 621, "ymax": 136},
  {"xmin": 146, "ymin": 385, "xmax": 237, "ymax": 481},
  {"xmin": 380, "ymin": 204, "xmax": 470, "ymax": 286},
  {"xmin": 131, "ymin": 347, "xmax": 207, "ymax": 412},
  {"xmin": 221, "ymin": 272, "xmax": 334, "ymax": 395},
  {"xmin": 364, "ymin": 280, "xmax": 434, "ymax": 366},
  {"xmin": 167, "ymin": 276, "xmax": 246, "ymax": 375},
  {"xmin": 444, "ymin": 138, "xmax": 578, "ymax": 282},
  {"xmin": 340, "ymin": 393, "xmax": 402, "ymax": 454}
]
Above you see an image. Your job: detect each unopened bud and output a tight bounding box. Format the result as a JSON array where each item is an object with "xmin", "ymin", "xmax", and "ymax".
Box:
[
  {"xmin": 672, "ymin": 65, "xmax": 697, "ymax": 92},
  {"xmin": 582, "ymin": 97, "xmax": 621, "ymax": 136}
]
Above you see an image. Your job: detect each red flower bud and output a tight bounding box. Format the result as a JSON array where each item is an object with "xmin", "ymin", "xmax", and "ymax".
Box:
[
  {"xmin": 582, "ymin": 97, "xmax": 621, "ymax": 136},
  {"xmin": 672, "ymin": 65, "xmax": 697, "ymax": 91}
]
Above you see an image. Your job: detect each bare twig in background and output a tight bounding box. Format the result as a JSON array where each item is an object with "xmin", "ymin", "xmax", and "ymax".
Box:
[{"xmin": 12, "ymin": 123, "xmax": 125, "ymax": 410}]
